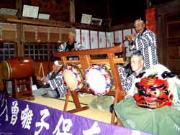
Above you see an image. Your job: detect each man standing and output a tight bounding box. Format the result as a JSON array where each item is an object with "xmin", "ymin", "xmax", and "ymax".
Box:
[{"xmin": 133, "ymin": 19, "xmax": 158, "ymax": 69}]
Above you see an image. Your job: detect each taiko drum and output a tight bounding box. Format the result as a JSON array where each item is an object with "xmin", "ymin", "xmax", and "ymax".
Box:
[{"xmin": 1, "ymin": 58, "xmax": 34, "ymax": 80}]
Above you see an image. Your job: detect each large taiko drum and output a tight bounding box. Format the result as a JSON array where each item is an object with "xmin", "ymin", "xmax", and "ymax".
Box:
[
  {"xmin": 1, "ymin": 58, "xmax": 34, "ymax": 80},
  {"xmin": 85, "ymin": 64, "xmax": 113, "ymax": 95}
]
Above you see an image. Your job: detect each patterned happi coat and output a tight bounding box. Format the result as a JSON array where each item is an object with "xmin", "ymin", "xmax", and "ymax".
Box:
[
  {"xmin": 58, "ymin": 41, "xmax": 83, "ymax": 52},
  {"xmin": 135, "ymin": 29, "xmax": 158, "ymax": 69},
  {"xmin": 58, "ymin": 41, "xmax": 84, "ymax": 60},
  {"xmin": 118, "ymin": 65, "xmax": 140, "ymax": 96},
  {"xmin": 46, "ymin": 71, "xmax": 67, "ymax": 97},
  {"xmin": 119, "ymin": 29, "xmax": 159, "ymax": 93}
]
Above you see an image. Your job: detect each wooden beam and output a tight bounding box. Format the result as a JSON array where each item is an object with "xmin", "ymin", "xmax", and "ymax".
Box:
[
  {"xmin": 16, "ymin": 0, "xmax": 22, "ymax": 19},
  {"xmin": 70, "ymin": 0, "xmax": 75, "ymax": 23},
  {"xmin": 6, "ymin": 18, "xmax": 73, "ymax": 28},
  {"xmin": 53, "ymin": 45, "xmax": 124, "ymax": 57},
  {"xmin": 0, "ymin": 17, "xmax": 104, "ymax": 31}
]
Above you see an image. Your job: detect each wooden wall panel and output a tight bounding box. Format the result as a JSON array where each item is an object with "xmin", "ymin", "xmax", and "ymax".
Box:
[
  {"xmin": 33, "ymin": 61, "xmax": 52, "ymax": 77},
  {"xmin": 168, "ymin": 46, "xmax": 180, "ymax": 59},
  {"xmin": 61, "ymin": 33, "xmax": 68, "ymax": 42},
  {"xmin": 37, "ymin": 32, "xmax": 48, "ymax": 42},
  {"xmin": 31, "ymin": 0, "xmax": 70, "ymax": 21},
  {"xmin": 168, "ymin": 60, "xmax": 180, "ymax": 74},
  {"xmin": 49, "ymin": 33, "xmax": 59, "ymax": 42},
  {"xmin": 168, "ymin": 22, "xmax": 180, "ymax": 38},
  {"xmin": 24, "ymin": 31, "xmax": 36, "ymax": 42},
  {"xmin": 167, "ymin": 18, "xmax": 180, "ymax": 75},
  {"xmin": 2, "ymin": 30, "xmax": 16, "ymax": 41}
]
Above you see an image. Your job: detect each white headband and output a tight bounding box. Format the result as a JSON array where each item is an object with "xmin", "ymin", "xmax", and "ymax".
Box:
[{"xmin": 54, "ymin": 60, "xmax": 61, "ymax": 66}]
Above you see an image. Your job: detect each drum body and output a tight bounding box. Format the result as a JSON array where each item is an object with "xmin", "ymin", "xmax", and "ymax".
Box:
[
  {"xmin": 85, "ymin": 64, "xmax": 113, "ymax": 95},
  {"xmin": 1, "ymin": 58, "xmax": 34, "ymax": 80},
  {"xmin": 63, "ymin": 64, "xmax": 83, "ymax": 91}
]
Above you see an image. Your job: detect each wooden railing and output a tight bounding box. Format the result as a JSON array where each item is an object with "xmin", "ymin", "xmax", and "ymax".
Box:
[{"xmin": 53, "ymin": 45, "xmax": 126, "ymax": 124}]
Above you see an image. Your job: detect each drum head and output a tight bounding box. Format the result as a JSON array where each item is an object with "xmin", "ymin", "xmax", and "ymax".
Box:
[
  {"xmin": 63, "ymin": 64, "xmax": 83, "ymax": 91},
  {"xmin": 85, "ymin": 65, "xmax": 112, "ymax": 95},
  {"xmin": 1, "ymin": 61, "xmax": 10, "ymax": 80}
]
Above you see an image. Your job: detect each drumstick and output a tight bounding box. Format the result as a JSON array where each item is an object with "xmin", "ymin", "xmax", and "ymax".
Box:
[
  {"xmin": 38, "ymin": 62, "xmax": 45, "ymax": 77},
  {"xmin": 41, "ymin": 63, "xmax": 45, "ymax": 77}
]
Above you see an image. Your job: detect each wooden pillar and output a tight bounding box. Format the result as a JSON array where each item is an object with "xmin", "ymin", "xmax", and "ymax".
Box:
[
  {"xmin": 16, "ymin": 0, "xmax": 23, "ymax": 57},
  {"xmin": 70, "ymin": 0, "xmax": 75, "ymax": 23},
  {"xmin": 156, "ymin": 14, "xmax": 164, "ymax": 65},
  {"xmin": 105, "ymin": 0, "xmax": 112, "ymax": 30},
  {"xmin": 16, "ymin": 24, "xmax": 23, "ymax": 57},
  {"xmin": 16, "ymin": 0, "xmax": 22, "ymax": 19}
]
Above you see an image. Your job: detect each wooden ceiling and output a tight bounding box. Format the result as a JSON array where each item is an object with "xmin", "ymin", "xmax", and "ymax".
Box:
[
  {"xmin": 0, "ymin": 0, "xmax": 175, "ymax": 26},
  {"xmin": 75, "ymin": 0, "xmax": 175, "ymax": 25}
]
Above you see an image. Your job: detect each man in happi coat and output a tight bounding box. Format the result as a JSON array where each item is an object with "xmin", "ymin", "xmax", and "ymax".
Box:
[
  {"xmin": 118, "ymin": 51, "xmax": 145, "ymax": 95},
  {"xmin": 58, "ymin": 31, "xmax": 83, "ymax": 52},
  {"xmin": 133, "ymin": 19, "xmax": 158, "ymax": 69},
  {"xmin": 33, "ymin": 60, "xmax": 67, "ymax": 98},
  {"xmin": 115, "ymin": 59, "xmax": 180, "ymax": 135}
]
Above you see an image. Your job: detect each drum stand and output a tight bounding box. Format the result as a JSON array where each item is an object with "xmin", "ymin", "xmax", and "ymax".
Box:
[
  {"xmin": 63, "ymin": 90, "xmax": 89, "ymax": 113},
  {"xmin": 53, "ymin": 45, "xmax": 125, "ymax": 124},
  {"xmin": 4, "ymin": 77, "xmax": 34, "ymax": 100}
]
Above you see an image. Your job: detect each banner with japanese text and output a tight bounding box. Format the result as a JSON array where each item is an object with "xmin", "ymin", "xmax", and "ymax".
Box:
[
  {"xmin": 81, "ymin": 30, "xmax": 90, "ymax": 49},
  {"xmin": 106, "ymin": 32, "xmax": 114, "ymax": 48},
  {"xmin": 0, "ymin": 92, "xmax": 151, "ymax": 135},
  {"xmin": 114, "ymin": 30, "xmax": 122, "ymax": 44},
  {"xmin": 90, "ymin": 30, "xmax": 98, "ymax": 49},
  {"xmin": 123, "ymin": 29, "xmax": 132, "ymax": 41},
  {"xmin": 98, "ymin": 32, "xmax": 106, "ymax": 48},
  {"xmin": 75, "ymin": 29, "xmax": 81, "ymax": 44}
]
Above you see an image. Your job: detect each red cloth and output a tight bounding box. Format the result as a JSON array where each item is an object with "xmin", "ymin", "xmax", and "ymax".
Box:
[{"xmin": 146, "ymin": 8, "xmax": 156, "ymax": 33}]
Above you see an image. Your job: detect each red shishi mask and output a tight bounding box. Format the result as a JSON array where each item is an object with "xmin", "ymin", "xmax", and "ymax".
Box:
[{"xmin": 134, "ymin": 76, "xmax": 173, "ymax": 109}]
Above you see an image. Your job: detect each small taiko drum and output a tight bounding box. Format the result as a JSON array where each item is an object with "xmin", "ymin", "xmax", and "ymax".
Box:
[
  {"xmin": 63, "ymin": 64, "xmax": 83, "ymax": 91},
  {"xmin": 1, "ymin": 58, "xmax": 34, "ymax": 80},
  {"xmin": 85, "ymin": 64, "xmax": 113, "ymax": 95}
]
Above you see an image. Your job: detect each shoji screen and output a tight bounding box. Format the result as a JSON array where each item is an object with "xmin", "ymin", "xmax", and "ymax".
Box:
[{"xmin": 90, "ymin": 30, "xmax": 98, "ymax": 49}]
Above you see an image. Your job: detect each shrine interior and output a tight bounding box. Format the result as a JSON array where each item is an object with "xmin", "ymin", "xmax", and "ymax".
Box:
[{"xmin": 0, "ymin": 0, "xmax": 180, "ymax": 135}]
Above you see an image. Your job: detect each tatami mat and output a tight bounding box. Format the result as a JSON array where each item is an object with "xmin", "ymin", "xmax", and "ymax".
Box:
[{"xmin": 29, "ymin": 94, "xmax": 112, "ymax": 124}]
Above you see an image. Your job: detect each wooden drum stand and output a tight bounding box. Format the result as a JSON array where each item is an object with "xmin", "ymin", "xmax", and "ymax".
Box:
[
  {"xmin": 53, "ymin": 45, "xmax": 126, "ymax": 124},
  {"xmin": 2, "ymin": 58, "xmax": 34, "ymax": 100}
]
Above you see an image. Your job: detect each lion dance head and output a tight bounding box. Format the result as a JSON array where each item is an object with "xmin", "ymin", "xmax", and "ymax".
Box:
[{"xmin": 134, "ymin": 64, "xmax": 179, "ymax": 109}]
